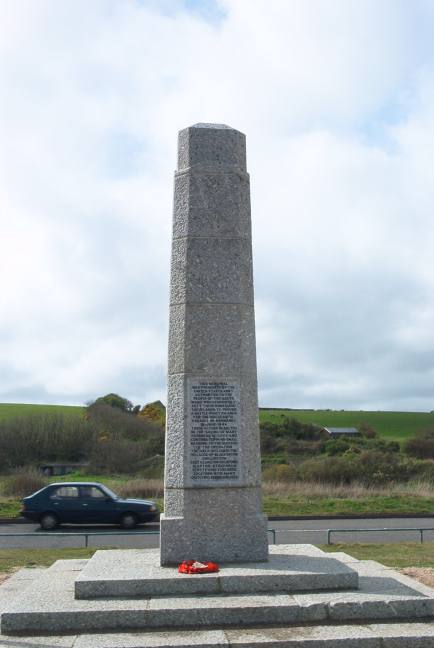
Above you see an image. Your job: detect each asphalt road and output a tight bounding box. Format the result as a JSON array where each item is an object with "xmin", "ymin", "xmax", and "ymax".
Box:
[{"xmin": 1, "ymin": 517, "xmax": 434, "ymax": 549}]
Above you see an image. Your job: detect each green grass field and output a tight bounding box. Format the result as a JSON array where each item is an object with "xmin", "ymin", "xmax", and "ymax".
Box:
[
  {"xmin": 0, "ymin": 403, "xmax": 84, "ymax": 421},
  {"xmin": 322, "ymin": 542, "xmax": 434, "ymax": 568},
  {"xmin": 259, "ymin": 409, "xmax": 434, "ymax": 442}
]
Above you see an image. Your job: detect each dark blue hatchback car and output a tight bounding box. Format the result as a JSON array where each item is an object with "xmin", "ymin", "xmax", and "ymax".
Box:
[{"xmin": 21, "ymin": 481, "xmax": 159, "ymax": 530}]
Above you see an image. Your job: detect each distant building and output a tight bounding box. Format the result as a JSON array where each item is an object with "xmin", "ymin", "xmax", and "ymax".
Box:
[
  {"xmin": 39, "ymin": 463, "xmax": 88, "ymax": 477},
  {"xmin": 323, "ymin": 427, "xmax": 360, "ymax": 438}
]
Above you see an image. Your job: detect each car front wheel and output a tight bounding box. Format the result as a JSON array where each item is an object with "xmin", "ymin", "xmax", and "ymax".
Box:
[
  {"xmin": 40, "ymin": 513, "xmax": 59, "ymax": 530},
  {"xmin": 120, "ymin": 513, "xmax": 138, "ymax": 529}
]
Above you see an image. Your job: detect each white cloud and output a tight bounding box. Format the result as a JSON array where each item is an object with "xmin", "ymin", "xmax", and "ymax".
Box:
[{"xmin": 1, "ymin": 0, "xmax": 434, "ymax": 410}]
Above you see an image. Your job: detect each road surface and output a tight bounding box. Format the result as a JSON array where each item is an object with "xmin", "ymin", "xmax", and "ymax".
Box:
[{"xmin": 1, "ymin": 518, "xmax": 434, "ymax": 549}]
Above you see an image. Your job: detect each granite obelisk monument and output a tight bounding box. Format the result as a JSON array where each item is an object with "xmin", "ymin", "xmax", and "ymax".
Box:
[{"xmin": 160, "ymin": 123, "xmax": 268, "ymax": 565}]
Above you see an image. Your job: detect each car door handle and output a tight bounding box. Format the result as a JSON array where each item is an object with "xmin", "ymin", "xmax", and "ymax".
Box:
[{"xmin": 82, "ymin": 503, "xmax": 88, "ymax": 506}]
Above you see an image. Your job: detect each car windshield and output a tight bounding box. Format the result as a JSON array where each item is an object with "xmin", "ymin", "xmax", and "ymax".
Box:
[{"xmin": 99, "ymin": 485, "xmax": 119, "ymax": 500}]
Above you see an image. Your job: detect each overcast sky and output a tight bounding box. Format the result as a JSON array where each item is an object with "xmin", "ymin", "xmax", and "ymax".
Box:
[{"xmin": 1, "ymin": 0, "xmax": 434, "ymax": 412}]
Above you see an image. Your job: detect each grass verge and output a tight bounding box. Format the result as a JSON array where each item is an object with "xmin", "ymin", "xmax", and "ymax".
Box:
[
  {"xmin": 262, "ymin": 494, "xmax": 434, "ymax": 516},
  {"xmin": 1, "ymin": 543, "xmax": 434, "ymax": 575},
  {"xmin": 262, "ymin": 480, "xmax": 434, "ymax": 516},
  {"xmin": 322, "ymin": 542, "xmax": 434, "ymax": 568},
  {"xmin": 0, "ymin": 548, "xmax": 97, "ymax": 574}
]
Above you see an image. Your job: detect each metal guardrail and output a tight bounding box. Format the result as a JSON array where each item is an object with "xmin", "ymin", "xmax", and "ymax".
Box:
[
  {"xmin": 0, "ymin": 530, "xmax": 160, "ymax": 548},
  {"xmin": 268, "ymin": 528, "xmax": 276, "ymax": 544},
  {"xmin": 0, "ymin": 528, "xmax": 277, "ymax": 548},
  {"xmin": 327, "ymin": 527, "xmax": 434, "ymax": 545}
]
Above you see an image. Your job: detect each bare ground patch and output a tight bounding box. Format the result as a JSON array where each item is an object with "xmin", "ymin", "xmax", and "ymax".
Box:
[{"xmin": 400, "ymin": 567, "xmax": 434, "ymax": 587}]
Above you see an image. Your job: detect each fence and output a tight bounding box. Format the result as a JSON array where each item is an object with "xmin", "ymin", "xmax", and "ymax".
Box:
[
  {"xmin": 327, "ymin": 527, "xmax": 434, "ymax": 545},
  {"xmin": 0, "ymin": 528, "xmax": 277, "ymax": 548}
]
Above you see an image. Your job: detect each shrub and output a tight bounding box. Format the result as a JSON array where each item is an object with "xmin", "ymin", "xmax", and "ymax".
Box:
[
  {"xmin": 260, "ymin": 418, "xmax": 326, "ymax": 455},
  {"xmin": 298, "ymin": 456, "xmax": 359, "ymax": 484},
  {"xmin": 87, "ymin": 402, "xmax": 164, "ymax": 450},
  {"xmin": 0, "ymin": 413, "xmax": 96, "ymax": 469},
  {"xmin": 405, "ymin": 429, "xmax": 434, "ymax": 459},
  {"xmin": 410, "ymin": 459, "xmax": 434, "ymax": 482},
  {"xmin": 2, "ymin": 468, "xmax": 48, "ymax": 497},
  {"xmin": 262, "ymin": 464, "xmax": 297, "ymax": 482},
  {"xmin": 356, "ymin": 450, "xmax": 401, "ymax": 484},
  {"xmin": 359, "ymin": 423, "xmax": 377, "ymax": 438},
  {"xmin": 88, "ymin": 438, "xmax": 148, "ymax": 474},
  {"xmin": 138, "ymin": 401, "xmax": 166, "ymax": 428},
  {"xmin": 324, "ymin": 439, "xmax": 351, "ymax": 456}
]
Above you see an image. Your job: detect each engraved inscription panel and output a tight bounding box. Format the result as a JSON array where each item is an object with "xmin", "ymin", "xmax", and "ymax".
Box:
[{"xmin": 187, "ymin": 379, "xmax": 240, "ymax": 484}]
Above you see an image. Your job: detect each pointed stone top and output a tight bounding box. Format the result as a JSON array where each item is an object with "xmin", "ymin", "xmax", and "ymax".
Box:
[
  {"xmin": 191, "ymin": 123, "xmax": 233, "ymax": 130},
  {"xmin": 177, "ymin": 123, "xmax": 246, "ymax": 171}
]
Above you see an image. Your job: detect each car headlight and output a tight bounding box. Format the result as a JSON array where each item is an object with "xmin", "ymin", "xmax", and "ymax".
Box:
[{"xmin": 149, "ymin": 505, "xmax": 156, "ymax": 512}]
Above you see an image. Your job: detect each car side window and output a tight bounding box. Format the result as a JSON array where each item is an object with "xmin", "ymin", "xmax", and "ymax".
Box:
[
  {"xmin": 80, "ymin": 487, "xmax": 106, "ymax": 499},
  {"xmin": 50, "ymin": 486, "xmax": 79, "ymax": 499}
]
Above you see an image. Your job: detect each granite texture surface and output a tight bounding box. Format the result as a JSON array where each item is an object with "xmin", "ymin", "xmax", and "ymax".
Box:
[
  {"xmin": 167, "ymin": 304, "xmax": 257, "ymax": 376},
  {"xmin": 177, "ymin": 124, "xmax": 246, "ymax": 170},
  {"xmin": 173, "ymin": 171, "xmax": 251, "ymax": 240},
  {"xmin": 75, "ymin": 545, "xmax": 358, "ymax": 599},
  {"xmin": 163, "ymin": 486, "xmax": 265, "ymax": 516},
  {"xmin": 160, "ymin": 511, "xmax": 268, "ymax": 565},
  {"xmin": 162, "ymin": 123, "xmax": 267, "ymax": 564},
  {"xmin": 170, "ymin": 236, "xmax": 254, "ymax": 306}
]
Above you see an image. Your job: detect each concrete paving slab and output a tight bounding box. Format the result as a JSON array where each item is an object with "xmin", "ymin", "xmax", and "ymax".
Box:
[
  {"xmin": 324, "ymin": 552, "xmax": 361, "ymax": 564},
  {"xmin": 372, "ymin": 622, "xmax": 434, "ymax": 647},
  {"xmin": 71, "ymin": 623, "xmax": 434, "ymax": 648},
  {"xmin": 0, "ymin": 634, "xmax": 77, "ymax": 646},
  {"xmin": 75, "ymin": 545, "xmax": 359, "ymax": 598},
  {"xmin": 0, "ymin": 567, "xmax": 47, "ymax": 607},
  {"xmin": 4, "ymin": 568, "xmax": 47, "ymax": 581},
  {"xmin": 226, "ymin": 624, "xmax": 381, "ymax": 647},
  {"xmin": 74, "ymin": 630, "xmax": 229, "ymax": 647},
  {"xmin": 49, "ymin": 560, "xmax": 89, "ymax": 572}
]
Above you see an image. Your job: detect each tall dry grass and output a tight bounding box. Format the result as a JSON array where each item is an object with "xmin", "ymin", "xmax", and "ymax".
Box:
[
  {"xmin": 2, "ymin": 468, "xmax": 48, "ymax": 498},
  {"xmin": 262, "ymin": 479, "xmax": 434, "ymax": 499},
  {"xmin": 114, "ymin": 478, "xmax": 434, "ymax": 501},
  {"xmin": 117, "ymin": 479, "xmax": 164, "ymax": 500}
]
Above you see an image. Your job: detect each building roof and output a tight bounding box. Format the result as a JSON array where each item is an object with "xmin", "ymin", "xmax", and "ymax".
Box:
[{"xmin": 323, "ymin": 427, "xmax": 359, "ymax": 435}]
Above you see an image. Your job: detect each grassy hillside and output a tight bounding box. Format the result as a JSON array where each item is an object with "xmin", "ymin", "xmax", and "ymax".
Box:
[
  {"xmin": 1, "ymin": 403, "xmax": 433, "ymax": 442},
  {"xmin": 0, "ymin": 403, "xmax": 84, "ymax": 421},
  {"xmin": 259, "ymin": 409, "xmax": 434, "ymax": 442}
]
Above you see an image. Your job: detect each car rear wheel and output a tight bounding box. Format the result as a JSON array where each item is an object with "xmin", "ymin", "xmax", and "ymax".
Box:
[
  {"xmin": 40, "ymin": 513, "xmax": 59, "ymax": 530},
  {"xmin": 120, "ymin": 513, "xmax": 138, "ymax": 529}
]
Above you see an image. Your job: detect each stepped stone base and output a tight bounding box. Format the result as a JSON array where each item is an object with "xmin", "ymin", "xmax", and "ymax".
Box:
[
  {"xmin": 75, "ymin": 544, "xmax": 358, "ymax": 598},
  {"xmin": 2, "ymin": 545, "xmax": 434, "ymax": 646}
]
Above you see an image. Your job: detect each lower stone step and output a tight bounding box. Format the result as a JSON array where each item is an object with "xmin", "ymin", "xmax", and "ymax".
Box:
[
  {"xmin": 2, "ymin": 564, "xmax": 434, "ymax": 635},
  {"xmin": 2, "ymin": 623, "xmax": 434, "ymax": 647}
]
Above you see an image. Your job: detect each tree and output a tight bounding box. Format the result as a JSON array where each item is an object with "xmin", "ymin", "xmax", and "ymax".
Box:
[{"xmin": 93, "ymin": 393, "xmax": 135, "ymax": 413}]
